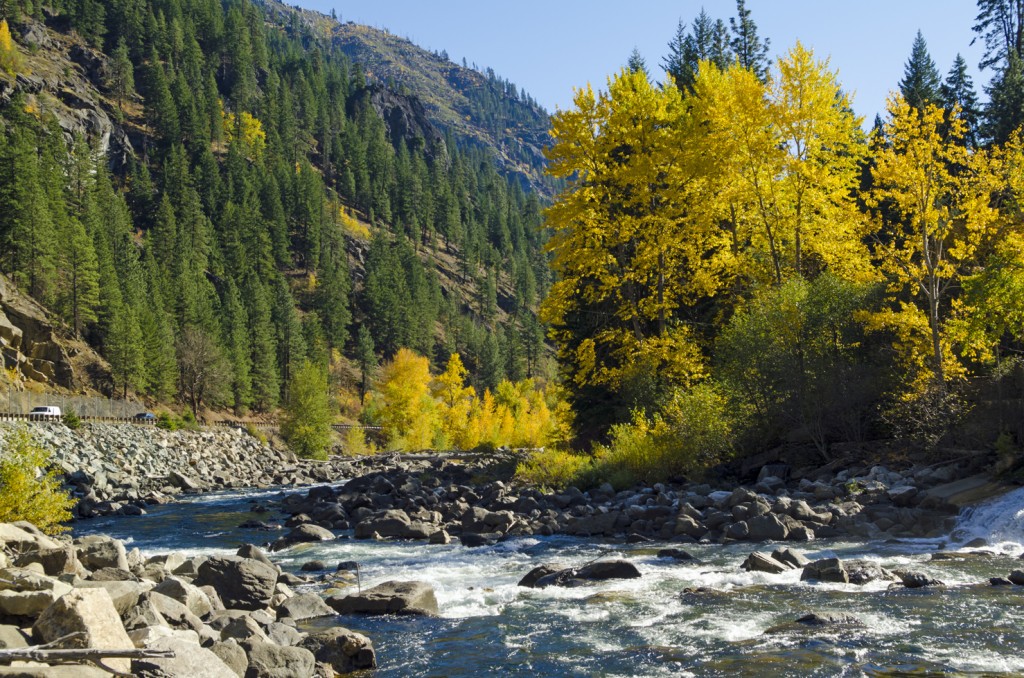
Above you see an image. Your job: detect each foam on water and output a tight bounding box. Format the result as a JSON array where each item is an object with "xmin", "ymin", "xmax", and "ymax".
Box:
[{"xmin": 952, "ymin": 485, "xmax": 1024, "ymax": 551}]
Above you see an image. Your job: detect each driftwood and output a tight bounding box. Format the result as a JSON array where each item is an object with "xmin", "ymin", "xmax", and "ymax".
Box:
[{"xmin": 0, "ymin": 632, "xmax": 175, "ymax": 676}]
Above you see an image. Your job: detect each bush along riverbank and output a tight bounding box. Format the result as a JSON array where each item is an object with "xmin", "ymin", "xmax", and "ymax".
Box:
[
  {"xmin": 263, "ymin": 450, "xmax": 990, "ymax": 547},
  {"xmin": 0, "ymin": 521, "xmax": 377, "ymax": 676}
]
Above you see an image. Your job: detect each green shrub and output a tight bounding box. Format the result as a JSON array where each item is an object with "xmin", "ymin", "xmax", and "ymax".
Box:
[
  {"xmin": 155, "ymin": 412, "xmax": 177, "ymax": 431},
  {"xmin": 515, "ymin": 448, "xmax": 593, "ymax": 491},
  {"xmin": 593, "ymin": 382, "xmax": 736, "ymax": 485},
  {"xmin": 244, "ymin": 423, "xmax": 268, "ymax": 445},
  {"xmin": 342, "ymin": 427, "xmax": 375, "ymax": 456},
  {"xmin": 62, "ymin": 410, "xmax": 81, "ymax": 431},
  {"xmin": 280, "ymin": 361, "xmax": 333, "ymax": 460},
  {"xmin": 180, "ymin": 409, "xmax": 200, "ymax": 431},
  {"xmin": 0, "ymin": 429, "xmax": 75, "ymax": 534}
]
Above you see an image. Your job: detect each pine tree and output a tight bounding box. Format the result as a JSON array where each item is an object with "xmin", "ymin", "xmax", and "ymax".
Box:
[
  {"xmin": 107, "ymin": 303, "xmax": 145, "ymax": 399},
  {"xmin": 55, "ymin": 217, "xmax": 100, "ymax": 338},
  {"xmin": 729, "ymin": 0, "xmax": 770, "ymax": 81},
  {"xmin": 626, "ymin": 48, "xmax": 649, "ymax": 78},
  {"xmin": 899, "ymin": 31, "xmax": 942, "ymax": 110},
  {"xmin": 107, "ymin": 37, "xmax": 135, "ymax": 111},
  {"xmin": 941, "ymin": 54, "xmax": 980, "ymax": 146},
  {"xmin": 973, "ymin": 0, "xmax": 1024, "ymax": 70},
  {"xmin": 984, "ymin": 50, "xmax": 1024, "ymax": 144},
  {"xmin": 356, "ymin": 324, "xmax": 377, "ymax": 401},
  {"xmin": 664, "ymin": 10, "xmax": 731, "ymax": 92}
]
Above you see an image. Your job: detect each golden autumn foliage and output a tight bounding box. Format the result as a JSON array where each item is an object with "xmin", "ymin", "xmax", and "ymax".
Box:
[
  {"xmin": 0, "ymin": 429, "xmax": 74, "ymax": 534},
  {"xmin": 371, "ymin": 348, "xmax": 567, "ymax": 452},
  {"xmin": 866, "ymin": 96, "xmax": 1005, "ymax": 392},
  {"xmin": 222, "ymin": 107, "xmax": 266, "ymax": 158},
  {"xmin": 543, "ymin": 39, "xmax": 1024, "ymax": 460},
  {"xmin": 0, "ymin": 20, "xmax": 22, "ymax": 76}
]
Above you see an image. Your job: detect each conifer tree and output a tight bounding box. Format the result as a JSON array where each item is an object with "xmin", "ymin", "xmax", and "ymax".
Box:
[
  {"xmin": 107, "ymin": 303, "xmax": 146, "ymax": 398},
  {"xmin": 899, "ymin": 31, "xmax": 943, "ymax": 110},
  {"xmin": 941, "ymin": 54, "xmax": 980, "ymax": 146},
  {"xmin": 729, "ymin": 0, "xmax": 770, "ymax": 81},
  {"xmin": 107, "ymin": 37, "xmax": 135, "ymax": 111},
  {"xmin": 55, "ymin": 217, "xmax": 100, "ymax": 339},
  {"xmin": 356, "ymin": 325, "xmax": 377, "ymax": 401}
]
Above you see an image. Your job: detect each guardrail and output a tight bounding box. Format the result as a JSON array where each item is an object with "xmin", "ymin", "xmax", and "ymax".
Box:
[
  {"xmin": 0, "ymin": 413, "xmax": 157, "ymax": 424},
  {"xmin": 210, "ymin": 421, "xmax": 383, "ymax": 433}
]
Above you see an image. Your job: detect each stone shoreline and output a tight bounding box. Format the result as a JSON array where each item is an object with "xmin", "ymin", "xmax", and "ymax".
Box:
[
  {"xmin": 0, "ymin": 521, "xmax": 375, "ymax": 676},
  {"xmin": 269, "ymin": 451, "xmax": 985, "ymax": 548}
]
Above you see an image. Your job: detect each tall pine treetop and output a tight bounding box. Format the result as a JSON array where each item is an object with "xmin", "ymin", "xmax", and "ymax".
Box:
[
  {"xmin": 899, "ymin": 30, "xmax": 942, "ymax": 110},
  {"xmin": 729, "ymin": 0, "xmax": 770, "ymax": 81},
  {"xmin": 972, "ymin": 0, "xmax": 1024, "ymax": 70}
]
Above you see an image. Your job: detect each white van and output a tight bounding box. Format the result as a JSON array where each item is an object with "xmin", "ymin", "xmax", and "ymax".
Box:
[{"xmin": 28, "ymin": 406, "xmax": 62, "ymax": 420}]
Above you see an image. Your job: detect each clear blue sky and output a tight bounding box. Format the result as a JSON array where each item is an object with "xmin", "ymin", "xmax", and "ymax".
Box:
[{"xmin": 297, "ymin": 1, "xmax": 987, "ymax": 123}]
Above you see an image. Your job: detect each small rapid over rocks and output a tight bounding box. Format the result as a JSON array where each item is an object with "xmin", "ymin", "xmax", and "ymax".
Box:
[{"xmin": 66, "ymin": 461, "xmax": 1024, "ymax": 676}]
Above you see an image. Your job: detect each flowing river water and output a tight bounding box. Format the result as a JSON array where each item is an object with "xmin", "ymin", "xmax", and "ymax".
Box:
[{"xmin": 74, "ymin": 484, "xmax": 1024, "ymax": 677}]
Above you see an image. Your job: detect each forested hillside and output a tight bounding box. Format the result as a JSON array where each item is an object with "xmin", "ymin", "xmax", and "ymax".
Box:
[{"xmin": 0, "ymin": 0, "xmax": 552, "ymax": 426}]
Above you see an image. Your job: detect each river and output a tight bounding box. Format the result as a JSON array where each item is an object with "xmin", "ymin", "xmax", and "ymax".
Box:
[{"xmin": 74, "ymin": 483, "xmax": 1024, "ymax": 677}]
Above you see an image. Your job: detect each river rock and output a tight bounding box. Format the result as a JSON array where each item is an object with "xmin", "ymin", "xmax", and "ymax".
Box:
[
  {"xmin": 747, "ymin": 514, "xmax": 789, "ymax": 541},
  {"xmin": 327, "ymin": 580, "xmax": 439, "ymax": 616},
  {"xmin": 209, "ymin": 639, "xmax": 249, "ymax": 677},
  {"xmin": 772, "ymin": 548, "xmax": 810, "ymax": 569},
  {"xmin": 145, "ymin": 592, "xmax": 205, "ymax": 632},
  {"xmin": 765, "ymin": 612, "xmax": 865, "ymax": 635},
  {"xmin": 133, "ymin": 635, "xmax": 238, "ymax": 678},
  {"xmin": 657, "ymin": 549, "xmax": 699, "ymax": 561},
  {"xmin": 518, "ymin": 563, "xmax": 566, "ymax": 588},
  {"xmin": 270, "ymin": 524, "xmax": 335, "ymax": 551},
  {"xmin": 741, "ymin": 552, "xmax": 788, "ymax": 574},
  {"xmin": 220, "ymin": 615, "xmax": 269, "ymax": 643},
  {"xmin": 75, "ymin": 580, "xmax": 144, "ymax": 616},
  {"xmin": 195, "ymin": 556, "xmax": 278, "ymax": 611},
  {"xmin": 236, "ymin": 545, "xmax": 274, "ymax": 567},
  {"xmin": 243, "ymin": 640, "xmax": 316, "ymax": 678},
  {"xmin": 14, "ymin": 546, "xmax": 81, "ymax": 577},
  {"xmin": 1008, "ymin": 570, "xmax": 1024, "ymax": 586},
  {"xmin": 276, "ymin": 593, "xmax": 334, "ymax": 621},
  {"xmin": 300, "ymin": 627, "xmax": 377, "ymax": 674},
  {"xmin": 898, "ymin": 571, "xmax": 944, "ymax": 588},
  {"xmin": 153, "ymin": 575, "xmax": 214, "ymax": 617},
  {"xmin": 33, "ymin": 588, "xmax": 135, "ymax": 674},
  {"xmin": 801, "ymin": 558, "xmax": 849, "ymax": 584},
  {"xmin": 75, "ymin": 535, "xmax": 129, "ymax": 571}
]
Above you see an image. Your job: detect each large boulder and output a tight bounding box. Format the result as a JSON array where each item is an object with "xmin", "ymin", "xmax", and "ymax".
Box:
[
  {"xmin": 300, "ymin": 627, "xmax": 377, "ymax": 674},
  {"xmin": 14, "ymin": 546, "xmax": 82, "ymax": 577},
  {"xmin": 746, "ymin": 514, "xmax": 789, "ymax": 541},
  {"xmin": 327, "ymin": 580, "xmax": 439, "ymax": 616},
  {"xmin": 32, "ymin": 588, "xmax": 136, "ymax": 674},
  {"xmin": 0, "ymin": 568, "xmax": 72, "ymax": 617},
  {"xmin": 153, "ymin": 576, "xmax": 214, "ymax": 618},
  {"xmin": 800, "ymin": 558, "xmax": 849, "ymax": 584},
  {"xmin": 194, "ymin": 556, "xmax": 278, "ymax": 611},
  {"xmin": 276, "ymin": 593, "xmax": 334, "ymax": 621},
  {"xmin": 270, "ymin": 524, "xmax": 335, "ymax": 551},
  {"xmin": 74, "ymin": 580, "xmax": 145, "ymax": 616},
  {"xmin": 243, "ymin": 640, "xmax": 316, "ymax": 678},
  {"xmin": 533, "ymin": 561, "xmax": 642, "ymax": 588},
  {"xmin": 74, "ymin": 535, "xmax": 129, "ymax": 571},
  {"xmin": 740, "ymin": 552, "xmax": 788, "ymax": 574},
  {"xmin": 518, "ymin": 564, "xmax": 566, "ymax": 588},
  {"xmin": 132, "ymin": 635, "xmax": 238, "ymax": 678}
]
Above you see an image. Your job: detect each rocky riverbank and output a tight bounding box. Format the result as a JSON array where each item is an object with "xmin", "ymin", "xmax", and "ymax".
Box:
[
  {"xmin": 0, "ymin": 521, "xmax": 375, "ymax": 676},
  {"xmin": 267, "ymin": 451, "xmax": 993, "ymax": 547},
  {"xmin": 0, "ymin": 423, "xmax": 360, "ymax": 519}
]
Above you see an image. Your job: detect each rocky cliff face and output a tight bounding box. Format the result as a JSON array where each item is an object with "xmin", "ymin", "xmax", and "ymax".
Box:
[
  {"xmin": 0, "ymin": 274, "xmax": 75, "ymax": 387},
  {"xmin": 0, "ymin": 15, "xmax": 135, "ymax": 170}
]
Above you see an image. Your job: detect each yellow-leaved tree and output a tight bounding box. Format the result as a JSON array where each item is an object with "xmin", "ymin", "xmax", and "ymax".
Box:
[
  {"xmin": 0, "ymin": 20, "xmax": 20, "ymax": 76},
  {"xmin": 542, "ymin": 68, "xmax": 726, "ymax": 438},
  {"xmin": 866, "ymin": 95, "xmax": 1002, "ymax": 392},
  {"xmin": 693, "ymin": 43, "xmax": 871, "ymax": 285},
  {"xmin": 377, "ymin": 348, "xmax": 438, "ymax": 450},
  {"xmin": 433, "ymin": 353, "xmax": 474, "ymax": 448},
  {"xmin": 0, "ymin": 429, "xmax": 74, "ymax": 534}
]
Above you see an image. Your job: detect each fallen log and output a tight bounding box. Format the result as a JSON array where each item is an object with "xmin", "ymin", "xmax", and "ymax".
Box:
[{"xmin": 0, "ymin": 632, "xmax": 174, "ymax": 676}]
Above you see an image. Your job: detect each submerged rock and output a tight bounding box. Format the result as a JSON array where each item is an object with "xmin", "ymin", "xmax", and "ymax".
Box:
[
  {"xmin": 765, "ymin": 612, "xmax": 865, "ymax": 635},
  {"xmin": 741, "ymin": 551, "xmax": 789, "ymax": 574}
]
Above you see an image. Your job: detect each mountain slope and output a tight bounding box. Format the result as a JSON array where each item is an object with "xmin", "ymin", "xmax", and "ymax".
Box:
[{"xmin": 262, "ymin": 1, "xmax": 553, "ymax": 196}]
